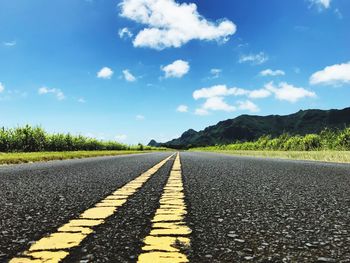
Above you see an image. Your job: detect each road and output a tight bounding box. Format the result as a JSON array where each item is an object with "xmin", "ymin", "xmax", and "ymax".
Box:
[{"xmin": 1, "ymin": 152, "xmax": 350, "ymax": 262}]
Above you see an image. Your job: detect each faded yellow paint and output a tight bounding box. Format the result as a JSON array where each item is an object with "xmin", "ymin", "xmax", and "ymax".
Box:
[
  {"xmin": 10, "ymin": 154, "xmax": 175, "ymax": 263},
  {"xmin": 138, "ymin": 251, "xmax": 188, "ymax": 263},
  {"xmin": 26, "ymin": 251, "xmax": 69, "ymax": 263},
  {"xmin": 137, "ymin": 153, "xmax": 191, "ymax": 263},
  {"xmin": 142, "ymin": 236, "xmax": 190, "ymax": 252},
  {"xmin": 29, "ymin": 232, "xmax": 86, "ymax": 251},
  {"xmin": 9, "ymin": 258, "xmax": 42, "ymax": 263},
  {"xmin": 95, "ymin": 199, "xmax": 126, "ymax": 207},
  {"xmin": 80, "ymin": 206, "xmax": 117, "ymax": 219},
  {"xmin": 57, "ymin": 225, "xmax": 93, "ymax": 235}
]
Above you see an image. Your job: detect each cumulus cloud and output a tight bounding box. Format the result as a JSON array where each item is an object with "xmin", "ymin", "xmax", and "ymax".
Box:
[
  {"xmin": 119, "ymin": 27, "xmax": 133, "ymax": 39},
  {"xmin": 115, "ymin": 134, "xmax": 127, "ymax": 141},
  {"xmin": 78, "ymin": 98, "xmax": 86, "ymax": 103},
  {"xmin": 239, "ymin": 52, "xmax": 269, "ymax": 65},
  {"xmin": 202, "ymin": 97, "xmax": 236, "ymax": 112},
  {"xmin": 310, "ymin": 62, "xmax": 350, "ymax": 86},
  {"xmin": 260, "ymin": 69, "xmax": 285, "ymax": 77},
  {"xmin": 176, "ymin": 105, "xmax": 188, "ymax": 112},
  {"xmin": 248, "ymin": 88, "xmax": 271, "ymax": 99},
  {"xmin": 309, "ymin": 0, "xmax": 331, "ymax": 9},
  {"xmin": 237, "ymin": 100, "xmax": 260, "ymax": 113},
  {"xmin": 162, "ymin": 60, "xmax": 190, "ymax": 78},
  {"xmin": 119, "ymin": 0, "xmax": 237, "ymax": 50},
  {"xmin": 122, "ymin": 69, "xmax": 137, "ymax": 82},
  {"xmin": 97, "ymin": 67, "xmax": 114, "ymax": 79},
  {"xmin": 0, "ymin": 82, "xmax": 5, "ymax": 93},
  {"xmin": 265, "ymin": 82, "xmax": 316, "ymax": 103},
  {"xmin": 38, "ymin": 87, "xmax": 65, "ymax": 101},
  {"xmin": 193, "ymin": 85, "xmax": 248, "ymax": 100},
  {"xmin": 195, "ymin": 108, "xmax": 209, "ymax": 116},
  {"xmin": 195, "ymin": 97, "xmax": 261, "ymax": 115},
  {"xmin": 192, "ymin": 81, "xmax": 315, "ymax": 115}
]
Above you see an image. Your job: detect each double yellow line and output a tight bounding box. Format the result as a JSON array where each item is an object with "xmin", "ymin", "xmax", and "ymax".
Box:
[
  {"xmin": 10, "ymin": 153, "xmax": 191, "ymax": 263},
  {"xmin": 137, "ymin": 153, "xmax": 191, "ymax": 263}
]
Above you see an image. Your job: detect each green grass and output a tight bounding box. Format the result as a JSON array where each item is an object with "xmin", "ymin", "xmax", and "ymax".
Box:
[
  {"xmin": 0, "ymin": 125, "xmax": 167, "ymax": 152},
  {"xmin": 190, "ymin": 149, "xmax": 350, "ymax": 164},
  {"xmin": 0, "ymin": 150, "xmax": 159, "ymax": 165}
]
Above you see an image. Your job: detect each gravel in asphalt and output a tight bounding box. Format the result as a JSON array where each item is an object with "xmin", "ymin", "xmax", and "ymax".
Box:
[
  {"xmin": 181, "ymin": 152, "xmax": 350, "ymax": 262},
  {"xmin": 0, "ymin": 152, "xmax": 173, "ymax": 262},
  {"xmin": 2, "ymin": 152, "xmax": 350, "ymax": 263},
  {"xmin": 64, "ymin": 154, "xmax": 175, "ymax": 263}
]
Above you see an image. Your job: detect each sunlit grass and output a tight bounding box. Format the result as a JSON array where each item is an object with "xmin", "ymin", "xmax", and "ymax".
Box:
[
  {"xmin": 0, "ymin": 150, "xmax": 158, "ymax": 165},
  {"xmin": 190, "ymin": 149, "xmax": 350, "ymax": 164}
]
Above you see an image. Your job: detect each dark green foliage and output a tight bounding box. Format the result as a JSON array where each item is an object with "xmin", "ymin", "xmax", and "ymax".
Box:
[
  {"xmin": 0, "ymin": 125, "xmax": 156, "ymax": 152},
  {"xmin": 337, "ymin": 128, "xmax": 350, "ymax": 150},
  {"xmin": 200, "ymin": 128, "xmax": 350, "ymax": 151},
  {"xmin": 161, "ymin": 107, "xmax": 350, "ymax": 149}
]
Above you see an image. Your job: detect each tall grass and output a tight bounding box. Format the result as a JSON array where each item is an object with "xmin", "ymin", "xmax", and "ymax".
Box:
[
  {"xmin": 0, "ymin": 125, "xmax": 161, "ymax": 152},
  {"xmin": 192, "ymin": 127, "xmax": 350, "ymax": 151}
]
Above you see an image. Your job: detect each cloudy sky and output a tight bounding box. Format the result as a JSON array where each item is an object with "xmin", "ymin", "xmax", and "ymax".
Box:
[{"xmin": 0, "ymin": 0, "xmax": 349, "ymax": 144}]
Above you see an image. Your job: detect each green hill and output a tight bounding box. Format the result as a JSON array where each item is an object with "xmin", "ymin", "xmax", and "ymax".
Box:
[{"xmin": 149, "ymin": 107, "xmax": 350, "ymax": 149}]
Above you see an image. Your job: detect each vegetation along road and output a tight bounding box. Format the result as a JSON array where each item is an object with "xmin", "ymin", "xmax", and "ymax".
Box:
[{"xmin": 1, "ymin": 152, "xmax": 350, "ymax": 262}]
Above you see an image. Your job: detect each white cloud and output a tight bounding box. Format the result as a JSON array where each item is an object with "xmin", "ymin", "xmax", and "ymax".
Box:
[
  {"xmin": 309, "ymin": 0, "xmax": 331, "ymax": 9},
  {"xmin": 176, "ymin": 105, "xmax": 188, "ymax": 112},
  {"xmin": 115, "ymin": 134, "xmax": 127, "ymax": 141},
  {"xmin": 237, "ymin": 100, "xmax": 260, "ymax": 112},
  {"xmin": 260, "ymin": 69, "xmax": 285, "ymax": 77},
  {"xmin": 193, "ymin": 85, "xmax": 248, "ymax": 100},
  {"xmin": 194, "ymin": 108, "xmax": 209, "ymax": 116},
  {"xmin": 78, "ymin": 98, "xmax": 86, "ymax": 103},
  {"xmin": 162, "ymin": 60, "xmax": 190, "ymax": 78},
  {"xmin": 38, "ymin": 87, "xmax": 65, "ymax": 101},
  {"xmin": 3, "ymin": 41, "xmax": 16, "ymax": 47},
  {"xmin": 239, "ymin": 52, "xmax": 269, "ymax": 65},
  {"xmin": 0, "ymin": 82, "xmax": 5, "ymax": 93},
  {"xmin": 122, "ymin": 69, "xmax": 137, "ymax": 82},
  {"xmin": 265, "ymin": 82, "xmax": 316, "ymax": 103},
  {"xmin": 97, "ymin": 67, "xmax": 114, "ymax": 79},
  {"xmin": 119, "ymin": 27, "xmax": 133, "ymax": 39},
  {"xmin": 210, "ymin": 68, "xmax": 222, "ymax": 79},
  {"xmin": 248, "ymin": 88, "xmax": 271, "ymax": 99},
  {"xmin": 119, "ymin": 0, "xmax": 236, "ymax": 50},
  {"xmin": 202, "ymin": 97, "xmax": 235, "ymax": 112},
  {"xmin": 310, "ymin": 62, "xmax": 350, "ymax": 86},
  {"xmin": 136, "ymin": 114, "xmax": 145, "ymax": 120}
]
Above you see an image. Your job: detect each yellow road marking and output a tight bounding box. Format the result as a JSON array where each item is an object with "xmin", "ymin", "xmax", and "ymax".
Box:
[
  {"xmin": 10, "ymin": 154, "xmax": 175, "ymax": 263},
  {"xmin": 137, "ymin": 153, "xmax": 191, "ymax": 263}
]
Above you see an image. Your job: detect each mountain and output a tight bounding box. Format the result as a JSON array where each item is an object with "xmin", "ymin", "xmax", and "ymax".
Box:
[
  {"xmin": 148, "ymin": 139, "xmax": 162, "ymax": 147},
  {"xmin": 148, "ymin": 107, "xmax": 350, "ymax": 149}
]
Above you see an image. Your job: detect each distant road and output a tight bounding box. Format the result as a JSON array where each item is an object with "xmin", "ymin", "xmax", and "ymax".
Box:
[{"xmin": 1, "ymin": 152, "xmax": 350, "ymax": 262}]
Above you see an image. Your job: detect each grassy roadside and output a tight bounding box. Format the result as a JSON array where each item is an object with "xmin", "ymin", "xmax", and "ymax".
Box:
[
  {"xmin": 0, "ymin": 150, "xmax": 161, "ymax": 165},
  {"xmin": 190, "ymin": 149, "xmax": 350, "ymax": 164}
]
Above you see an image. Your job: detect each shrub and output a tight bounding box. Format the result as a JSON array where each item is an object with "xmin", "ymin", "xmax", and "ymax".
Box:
[
  {"xmin": 301, "ymin": 134, "xmax": 321, "ymax": 151},
  {"xmin": 283, "ymin": 135, "xmax": 304, "ymax": 151},
  {"xmin": 191, "ymin": 128, "xmax": 350, "ymax": 152},
  {"xmin": 336, "ymin": 128, "xmax": 350, "ymax": 150},
  {"xmin": 0, "ymin": 125, "xmax": 158, "ymax": 152}
]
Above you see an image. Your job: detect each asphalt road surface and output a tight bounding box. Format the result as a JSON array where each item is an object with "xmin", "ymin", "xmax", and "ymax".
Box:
[{"xmin": 1, "ymin": 152, "xmax": 350, "ymax": 263}]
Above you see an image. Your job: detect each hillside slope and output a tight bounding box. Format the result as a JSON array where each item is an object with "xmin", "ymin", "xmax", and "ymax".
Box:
[{"xmin": 149, "ymin": 107, "xmax": 350, "ymax": 149}]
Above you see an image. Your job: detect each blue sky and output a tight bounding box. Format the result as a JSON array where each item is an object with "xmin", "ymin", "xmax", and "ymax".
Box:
[{"xmin": 0, "ymin": 0, "xmax": 349, "ymax": 144}]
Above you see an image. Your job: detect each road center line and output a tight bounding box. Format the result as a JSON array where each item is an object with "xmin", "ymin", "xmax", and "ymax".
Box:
[
  {"xmin": 10, "ymin": 154, "xmax": 175, "ymax": 263},
  {"xmin": 137, "ymin": 152, "xmax": 191, "ymax": 263}
]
